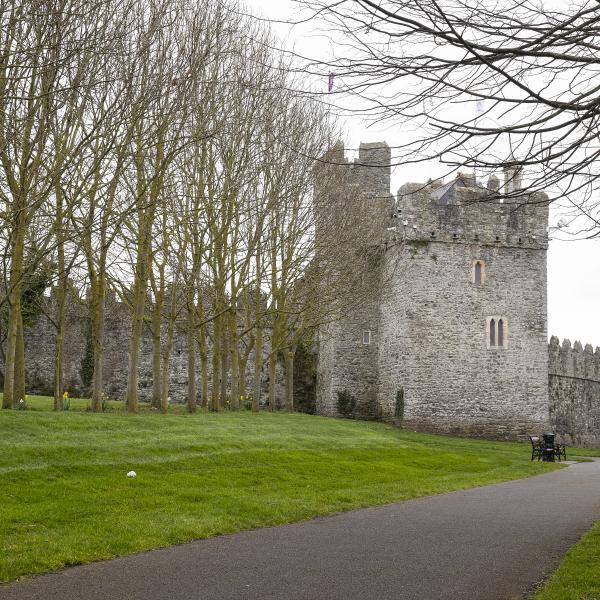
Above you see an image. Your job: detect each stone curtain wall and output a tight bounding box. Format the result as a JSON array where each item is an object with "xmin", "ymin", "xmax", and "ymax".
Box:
[
  {"xmin": 12, "ymin": 289, "xmax": 209, "ymax": 402},
  {"xmin": 549, "ymin": 336, "xmax": 600, "ymax": 448},
  {"xmin": 23, "ymin": 291, "xmax": 89, "ymax": 395},
  {"xmin": 1, "ymin": 288, "xmax": 284, "ymax": 405}
]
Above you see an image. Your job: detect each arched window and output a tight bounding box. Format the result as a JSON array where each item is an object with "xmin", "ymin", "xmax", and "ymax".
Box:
[
  {"xmin": 472, "ymin": 260, "xmax": 485, "ymax": 285},
  {"xmin": 487, "ymin": 317, "xmax": 507, "ymax": 349}
]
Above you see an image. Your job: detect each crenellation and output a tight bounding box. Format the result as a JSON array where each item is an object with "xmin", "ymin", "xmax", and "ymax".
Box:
[
  {"xmin": 558, "ymin": 339, "xmax": 573, "ymax": 377},
  {"xmin": 351, "ymin": 142, "xmax": 392, "ymax": 198},
  {"xmin": 573, "ymin": 341, "xmax": 584, "ymax": 378},
  {"xmin": 584, "ymin": 344, "xmax": 595, "ymax": 380},
  {"xmin": 395, "ymin": 176, "xmax": 548, "ymax": 250},
  {"xmin": 549, "ymin": 337, "xmax": 600, "ymax": 447}
]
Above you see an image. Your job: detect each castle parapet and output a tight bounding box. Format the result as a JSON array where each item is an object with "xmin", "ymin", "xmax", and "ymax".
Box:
[
  {"xmin": 549, "ymin": 337, "xmax": 600, "ymax": 382},
  {"xmin": 315, "ymin": 141, "xmax": 393, "ymax": 252},
  {"xmin": 393, "ymin": 173, "xmax": 549, "ymax": 250},
  {"xmin": 348, "ymin": 142, "xmax": 391, "ymax": 198},
  {"xmin": 549, "ymin": 337, "xmax": 600, "ymax": 448}
]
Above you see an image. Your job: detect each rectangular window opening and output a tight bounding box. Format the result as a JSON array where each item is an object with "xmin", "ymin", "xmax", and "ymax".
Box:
[{"xmin": 362, "ymin": 330, "xmax": 371, "ymax": 345}]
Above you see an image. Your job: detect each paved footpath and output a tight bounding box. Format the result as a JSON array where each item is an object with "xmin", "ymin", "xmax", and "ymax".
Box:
[{"xmin": 2, "ymin": 459, "xmax": 600, "ymax": 600}]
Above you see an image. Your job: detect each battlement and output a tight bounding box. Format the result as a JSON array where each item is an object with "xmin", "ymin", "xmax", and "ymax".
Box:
[
  {"xmin": 393, "ymin": 174, "xmax": 549, "ymax": 249},
  {"xmin": 315, "ymin": 141, "xmax": 393, "ymax": 252},
  {"xmin": 317, "ymin": 141, "xmax": 391, "ymax": 197},
  {"xmin": 549, "ymin": 336, "xmax": 600, "ymax": 382},
  {"xmin": 548, "ymin": 337, "xmax": 600, "ymax": 447},
  {"xmin": 348, "ymin": 142, "xmax": 391, "ymax": 198},
  {"xmin": 318, "ymin": 143, "xmax": 549, "ymax": 251}
]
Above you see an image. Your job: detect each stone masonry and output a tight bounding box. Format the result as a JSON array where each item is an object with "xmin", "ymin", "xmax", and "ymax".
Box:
[
  {"xmin": 316, "ymin": 141, "xmax": 599, "ymax": 442},
  {"xmin": 549, "ymin": 337, "xmax": 600, "ymax": 447},
  {"xmin": 0, "ymin": 287, "xmax": 284, "ymax": 405},
  {"xmin": 3, "ymin": 140, "xmax": 599, "ymax": 445}
]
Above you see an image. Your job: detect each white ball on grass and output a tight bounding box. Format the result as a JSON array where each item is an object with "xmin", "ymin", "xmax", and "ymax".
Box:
[{"xmin": 127, "ymin": 471, "xmax": 137, "ymax": 478}]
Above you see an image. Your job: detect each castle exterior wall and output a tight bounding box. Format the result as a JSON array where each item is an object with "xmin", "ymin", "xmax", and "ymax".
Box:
[
  {"xmin": 377, "ymin": 239, "xmax": 550, "ymax": 439},
  {"xmin": 549, "ymin": 337, "xmax": 600, "ymax": 448},
  {"xmin": 316, "ymin": 142, "xmax": 391, "ymax": 418},
  {"xmin": 2, "ymin": 290, "xmax": 283, "ymax": 405},
  {"xmin": 375, "ymin": 181, "xmax": 551, "ymax": 439},
  {"xmin": 316, "ymin": 261, "xmax": 383, "ymax": 419},
  {"xmin": 317, "ymin": 141, "xmax": 558, "ymax": 441}
]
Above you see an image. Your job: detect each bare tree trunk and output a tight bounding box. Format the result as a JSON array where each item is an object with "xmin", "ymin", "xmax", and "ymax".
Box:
[
  {"xmin": 195, "ymin": 289, "xmax": 209, "ymax": 408},
  {"xmin": 252, "ymin": 326, "xmax": 263, "ymax": 412},
  {"xmin": 252, "ymin": 246, "xmax": 263, "ymax": 412},
  {"xmin": 159, "ymin": 316, "xmax": 175, "ymax": 413},
  {"xmin": 238, "ymin": 344, "xmax": 251, "ymax": 404},
  {"xmin": 127, "ymin": 123, "xmax": 164, "ymax": 413},
  {"xmin": 160, "ymin": 347, "xmax": 172, "ymax": 413},
  {"xmin": 54, "ymin": 282, "xmax": 66, "ymax": 410},
  {"xmin": 3, "ymin": 301, "xmax": 19, "ymax": 408},
  {"xmin": 229, "ymin": 310, "xmax": 239, "ymax": 410},
  {"xmin": 3, "ymin": 221, "xmax": 25, "ymax": 409},
  {"xmin": 186, "ymin": 302, "xmax": 197, "ymax": 413},
  {"xmin": 54, "ymin": 188, "xmax": 66, "ymax": 410},
  {"xmin": 200, "ymin": 342, "xmax": 209, "ymax": 408},
  {"xmin": 284, "ymin": 347, "xmax": 295, "ymax": 412},
  {"xmin": 211, "ymin": 313, "xmax": 221, "ymax": 412},
  {"xmin": 199, "ymin": 327, "xmax": 209, "ymax": 409},
  {"xmin": 151, "ymin": 302, "xmax": 162, "ymax": 408},
  {"xmin": 126, "ymin": 243, "xmax": 150, "ymax": 413},
  {"xmin": 268, "ymin": 348, "xmax": 277, "ymax": 411},
  {"xmin": 220, "ymin": 320, "xmax": 229, "ymax": 408},
  {"xmin": 14, "ymin": 306, "xmax": 26, "ymax": 404},
  {"xmin": 90, "ymin": 278, "xmax": 106, "ymax": 412}
]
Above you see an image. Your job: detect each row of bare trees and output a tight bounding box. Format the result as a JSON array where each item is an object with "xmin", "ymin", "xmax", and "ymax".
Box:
[{"xmin": 0, "ymin": 0, "xmax": 350, "ymax": 412}]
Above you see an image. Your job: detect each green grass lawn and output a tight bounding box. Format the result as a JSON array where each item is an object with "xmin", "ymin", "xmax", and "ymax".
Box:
[
  {"xmin": 532, "ymin": 519, "xmax": 600, "ymax": 600},
  {"xmin": 15, "ymin": 393, "xmax": 194, "ymax": 413},
  {"xmin": 0, "ymin": 395, "xmax": 588, "ymax": 583}
]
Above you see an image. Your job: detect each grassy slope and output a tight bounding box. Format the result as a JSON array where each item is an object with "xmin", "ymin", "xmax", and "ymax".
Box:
[{"xmin": 0, "ymin": 397, "xmax": 566, "ymax": 582}]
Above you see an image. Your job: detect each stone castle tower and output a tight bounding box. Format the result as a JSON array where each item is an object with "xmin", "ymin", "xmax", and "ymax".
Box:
[{"xmin": 316, "ymin": 141, "xmax": 551, "ymax": 439}]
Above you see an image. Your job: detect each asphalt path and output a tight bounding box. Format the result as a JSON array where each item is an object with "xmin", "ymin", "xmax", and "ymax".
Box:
[{"xmin": 2, "ymin": 459, "xmax": 600, "ymax": 600}]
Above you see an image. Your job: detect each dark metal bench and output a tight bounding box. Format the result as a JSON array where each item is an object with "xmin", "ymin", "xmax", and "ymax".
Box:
[
  {"xmin": 529, "ymin": 433, "xmax": 567, "ymax": 462},
  {"xmin": 554, "ymin": 441, "xmax": 567, "ymax": 462},
  {"xmin": 529, "ymin": 435, "xmax": 543, "ymax": 461}
]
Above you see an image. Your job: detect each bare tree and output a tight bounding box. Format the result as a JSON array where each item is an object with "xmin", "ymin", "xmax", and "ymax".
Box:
[
  {"xmin": 0, "ymin": 0, "xmax": 118, "ymax": 407},
  {"xmin": 297, "ymin": 0, "xmax": 600, "ymax": 235}
]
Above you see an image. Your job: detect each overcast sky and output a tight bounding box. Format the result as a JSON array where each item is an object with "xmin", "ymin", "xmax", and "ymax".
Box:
[{"xmin": 246, "ymin": 0, "xmax": 600, "ymax": 348}]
